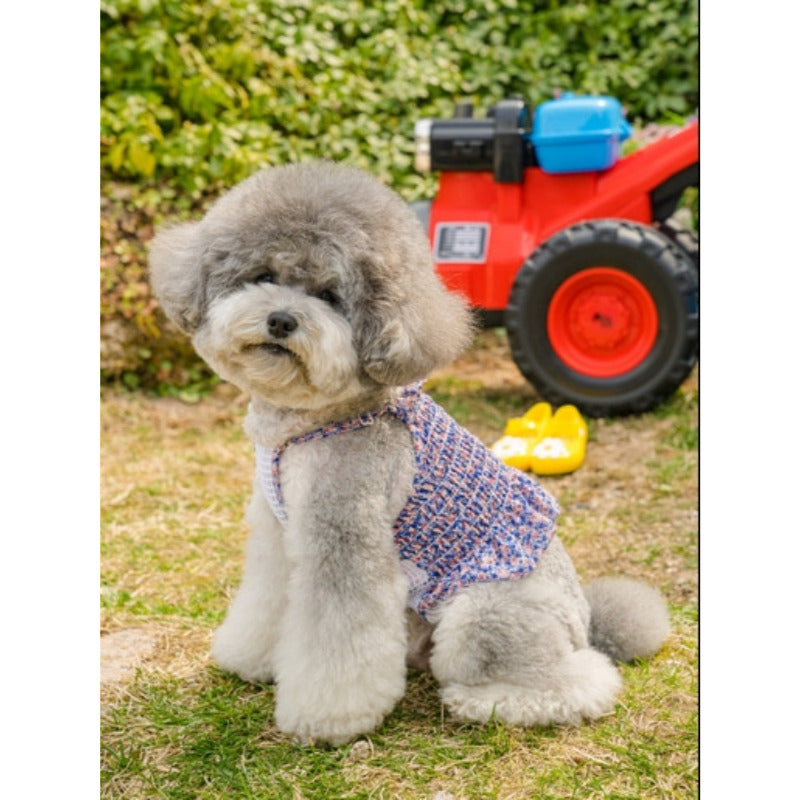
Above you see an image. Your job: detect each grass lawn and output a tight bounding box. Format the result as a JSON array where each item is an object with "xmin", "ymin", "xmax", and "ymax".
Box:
[{"xmin": 101, "ymin": 331, "xmax": 698, "ymax": 799}]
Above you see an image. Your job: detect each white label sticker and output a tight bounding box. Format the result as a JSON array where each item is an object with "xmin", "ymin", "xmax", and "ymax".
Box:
[{"xmin": 433, "ymin": 223, "xmax": 490, "ymax": 263}]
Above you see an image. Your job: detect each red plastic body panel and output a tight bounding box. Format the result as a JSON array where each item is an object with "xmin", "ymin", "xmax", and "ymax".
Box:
[{"xmin": 428, "ymin": 120, "xmax": 699, "ymax": 311}]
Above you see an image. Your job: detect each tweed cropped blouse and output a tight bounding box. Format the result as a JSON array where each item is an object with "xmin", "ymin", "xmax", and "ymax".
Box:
[{"xmin": 255, "ymin": 383, "xmax": 559, "ymax": 619}]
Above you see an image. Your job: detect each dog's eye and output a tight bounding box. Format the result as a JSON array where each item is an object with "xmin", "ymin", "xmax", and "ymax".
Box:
[
  {"xmin": 253, "ymin": 271, "xmax": 275, "ymax": 285},
  {"xmin": 316, "ymin": 289, "xmax": 339, "ymax": 306}
]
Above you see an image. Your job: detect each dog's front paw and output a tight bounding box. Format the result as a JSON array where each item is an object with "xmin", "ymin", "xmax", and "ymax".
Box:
[
  {"xmin": 274, "ymin": 674, "xmax": 404, "ymax": 746},
  {"xmin": 211, "ymin": 622, "xmax": 276, "ymax": 684},
  {"xmin": 275, "ymin": 703, "xmax": 388, "ymax": 747}
]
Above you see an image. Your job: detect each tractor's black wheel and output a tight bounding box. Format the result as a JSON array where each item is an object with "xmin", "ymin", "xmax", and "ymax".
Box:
[
  {"xmin": 505, "ymin": 219, "xmax": 699, "ymax": 417},
  {"xmin": 655, "ymin": 216, "xmax": 699, "ymax": 272}
]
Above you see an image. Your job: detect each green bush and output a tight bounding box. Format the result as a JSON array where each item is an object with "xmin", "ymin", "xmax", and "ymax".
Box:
[
  {"xmin": 100, "ymin": 0, "xmax": 698, "ymax": 390},
  {"xmin": 101, "ymin": 0, "xmax": 698, "ymax": 195}
]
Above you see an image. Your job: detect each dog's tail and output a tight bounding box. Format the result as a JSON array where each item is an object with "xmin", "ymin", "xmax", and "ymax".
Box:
[{"xmin": 582, "ymin": 577, "xmax": 670, "ymax": 663}]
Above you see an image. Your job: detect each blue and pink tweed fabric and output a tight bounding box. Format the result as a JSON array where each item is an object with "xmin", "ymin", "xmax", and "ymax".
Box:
[{"xmin": 255, "ymin": 383, "xmax": 559, "ymax": 619}]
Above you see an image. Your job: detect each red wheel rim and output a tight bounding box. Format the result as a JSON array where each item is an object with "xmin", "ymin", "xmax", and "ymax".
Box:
[{"xmin": 547, "ymin": 267, "xmax": 659, "ymax": 378}]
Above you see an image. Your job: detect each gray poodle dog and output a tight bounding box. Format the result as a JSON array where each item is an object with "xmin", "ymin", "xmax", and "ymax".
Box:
[{"xmin": 149, "ymin": 161, "xmax": 669, "ymax": 746}]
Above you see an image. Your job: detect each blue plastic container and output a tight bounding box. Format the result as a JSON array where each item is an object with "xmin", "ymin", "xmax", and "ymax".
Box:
[{"xmin": 531, "ymin": 94, "xmax": 633, "ymax": 174}]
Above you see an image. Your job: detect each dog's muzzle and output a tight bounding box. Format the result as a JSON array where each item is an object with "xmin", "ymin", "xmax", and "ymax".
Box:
[{"xmin": 267, "ymin": 311, "xmax": 298, "ymax": 340}]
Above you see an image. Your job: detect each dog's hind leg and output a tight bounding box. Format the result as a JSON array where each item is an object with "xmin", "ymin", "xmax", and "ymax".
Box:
[
  {"xmin": 211, "ymin": 483, "xmax": 288, "ymax": 683},
  {"xmin": 429, "ymin": 542, "xmax": 622, "ymax": 727}
]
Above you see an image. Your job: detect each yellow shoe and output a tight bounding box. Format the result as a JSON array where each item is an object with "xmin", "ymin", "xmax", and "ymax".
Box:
[
  {"xmin": 528, "ymin": 405, "xmax": 588, "ymax": 475},
  {"xmin": 490, "ymin": 402, "xmax": 552, "ymax": 470}
]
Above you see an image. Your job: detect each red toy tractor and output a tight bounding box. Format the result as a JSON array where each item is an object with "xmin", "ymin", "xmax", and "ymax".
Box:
[{"xmin": 411, "ymin": 95, "xmax": 698, "ymax": 417}]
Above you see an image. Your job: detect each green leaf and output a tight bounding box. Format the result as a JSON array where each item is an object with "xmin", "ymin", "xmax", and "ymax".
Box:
[{"xmin": 127, "ymin": 142, "xmax": 156, "ymax": 177}]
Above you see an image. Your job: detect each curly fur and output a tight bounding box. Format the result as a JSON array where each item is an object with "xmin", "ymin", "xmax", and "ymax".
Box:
[{"xmin": 149, "ymin": 160, "xmax": 669, "ymax": 745}]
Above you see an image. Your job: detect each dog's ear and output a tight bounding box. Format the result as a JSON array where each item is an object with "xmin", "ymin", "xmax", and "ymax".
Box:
[
  {"xmin": 148, "ymin": 222, "xmax": 206, "ymax": 335},
  {"xmin": 360, "ymin": 266, "xmax": 475, "ymax": 387}
]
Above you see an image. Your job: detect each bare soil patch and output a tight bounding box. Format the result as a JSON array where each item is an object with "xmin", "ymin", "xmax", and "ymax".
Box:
[{"xmin": 101, "ymin": 628, "xmax": 158, "ymax": 685}]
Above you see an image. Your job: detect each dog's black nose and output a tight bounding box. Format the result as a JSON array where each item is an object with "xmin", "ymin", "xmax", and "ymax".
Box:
[{"xmin": 267, "ymin": 311, "xmax": 298, "ymax": 339}]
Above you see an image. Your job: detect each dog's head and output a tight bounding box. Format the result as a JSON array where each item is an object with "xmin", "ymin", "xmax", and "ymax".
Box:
[{"xmin": 149, "ymin": 161, "xmax": 474, "ymax": 409}]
